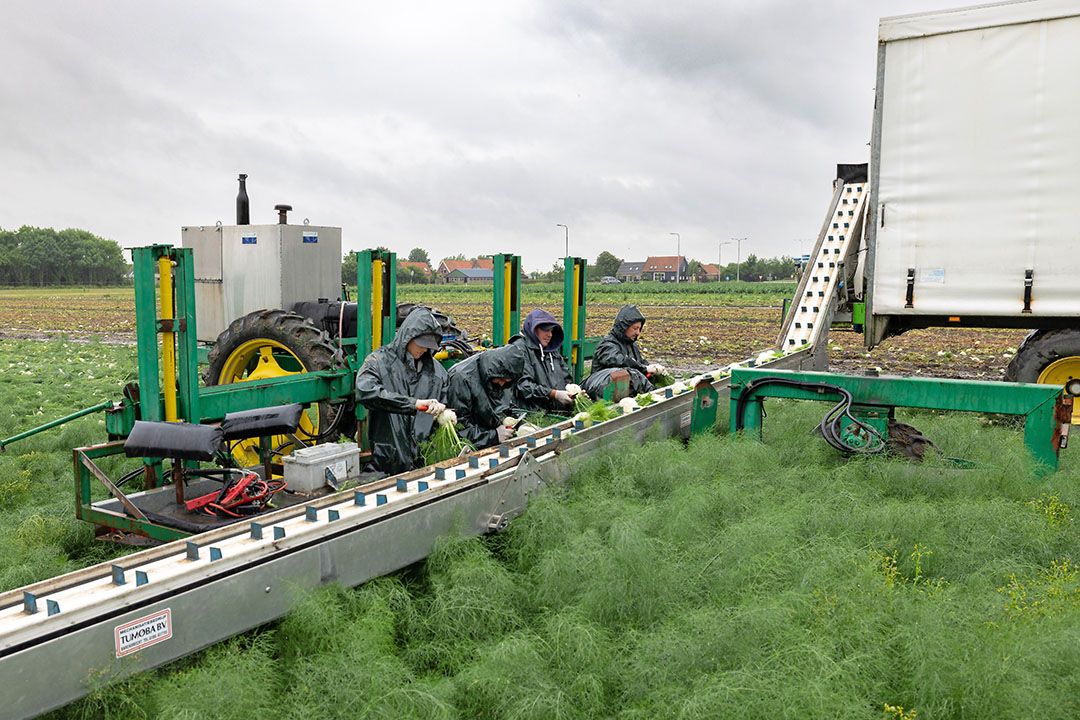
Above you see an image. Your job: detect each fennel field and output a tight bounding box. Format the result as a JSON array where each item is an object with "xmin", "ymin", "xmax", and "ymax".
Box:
[{"xmin": 1, "ymin": 339, "xmax": 1079, "ymax": 718}]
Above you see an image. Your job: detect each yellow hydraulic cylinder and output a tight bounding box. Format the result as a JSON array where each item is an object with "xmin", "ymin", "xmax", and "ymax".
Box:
[
  {"xmin": 158, "ymin": 255, "xmax": 178, "ymax": 422},
  {"xmin": 503, "ymin": 261, "xmax": 512, "ymax": 342},
  {"xmin": 571, "ymin": 262, "xmax": 581, "ymax": 365},
  {"xmin": 372, "ymin": 258, "xmax": 384, "ymax": 350}
]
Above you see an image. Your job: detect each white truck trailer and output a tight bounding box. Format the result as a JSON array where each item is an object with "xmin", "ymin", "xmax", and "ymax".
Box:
[{"xmin": 862, "ymin": 0, "xmax": 1080, "ymax": 395}]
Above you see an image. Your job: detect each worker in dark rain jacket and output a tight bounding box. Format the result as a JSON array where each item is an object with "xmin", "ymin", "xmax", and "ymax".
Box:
[
  {"xmin": 582, "ymin": 304, "xmax": 665, "ymax": 398},
  {"xmin": 509, "ymin": 309, "xmax": 574, "ymax": 413},
  {"xmin": 446, "ymin": 343, "xmax": 526, "ymax": 449},
  {"xmin": 355, "ymin": 307, "xmax": 448, "ymax": 475}
]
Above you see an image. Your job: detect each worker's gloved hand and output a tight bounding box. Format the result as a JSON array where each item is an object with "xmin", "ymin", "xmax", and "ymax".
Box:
[
  {"xmin": 551, "ymin": 390, "xmax": 573, "ymax": 406},
  {"xmin": 416, "ymin": 399, "xmax": 446, "ymax": 416},
  {"xmin": 496, "ymin": 425, "xmax": 514, "ymax": 443},
  {"xmin": 647, "ymin": 363, "xmax": 666, "ymax": 376}
]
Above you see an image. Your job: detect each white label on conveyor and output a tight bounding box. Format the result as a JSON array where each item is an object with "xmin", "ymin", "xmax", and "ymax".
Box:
[
  {"xmin": 115, "ymin": 608, "xmax": 172, "ymax": 657},
  {"xmin": 332, "ymin": 460, "xmax": 347, "ymax": 479}
]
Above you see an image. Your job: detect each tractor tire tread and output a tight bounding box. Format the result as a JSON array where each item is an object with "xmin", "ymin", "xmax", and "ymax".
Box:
[{"xmin": 1004, "ymin": 328, "xmax": 1080, "ymax": 383}]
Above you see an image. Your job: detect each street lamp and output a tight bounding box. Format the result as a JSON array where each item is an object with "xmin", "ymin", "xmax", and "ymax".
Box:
[
  {"xmin": 718, "ymin": 240, "xmax": 733, "ymax": 282},
  {"xmin": 669, "ymin": 232, "xmax": 681, "ymax": 283},
  {"xmin": 730, "ymin": 237, "xmax": 746, "ymax": 282},
  {"xmin": 556, "ymin": 224, "xmax": 569, "ymax": 258}
]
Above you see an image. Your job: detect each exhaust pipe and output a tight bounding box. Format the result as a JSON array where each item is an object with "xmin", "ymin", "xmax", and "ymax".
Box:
[
  {"xmin": 236, "ymin": 174, "xmax": 250, "ymax": 225},
  {"xmin": 275, "ymin": 204, "xmax": 292, "ymax": 225}
]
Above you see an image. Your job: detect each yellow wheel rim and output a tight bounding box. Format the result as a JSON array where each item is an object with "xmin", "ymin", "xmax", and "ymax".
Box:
[
  {"xmin": 216, "ymin": 339, "xmax": 320, "ymax": 466},
  {"xmin": 1037, "ymin": 356, "xmax": 1080, "ymax": 424}
]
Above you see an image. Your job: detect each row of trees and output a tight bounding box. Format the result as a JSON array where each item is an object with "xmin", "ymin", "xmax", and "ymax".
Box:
[
  {"xmin": 342, "ymin": 247, "xmax": 437, "ymax": 285},
  {"xmin": 0, "ymin": 226, "xmax": 128, "ymax": 285},
  {"xmin": 715, "ymin": 254, "xmax": 797, "ymax": 282},
  {"xmin": 530, "ymin": 251, "xmax": 796, "ymax": 282}
]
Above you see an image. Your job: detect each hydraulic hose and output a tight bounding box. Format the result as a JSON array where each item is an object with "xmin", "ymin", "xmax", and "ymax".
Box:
[{"xmin": 734, "ymin": 377, "xmax": 886, "ymax": 455}]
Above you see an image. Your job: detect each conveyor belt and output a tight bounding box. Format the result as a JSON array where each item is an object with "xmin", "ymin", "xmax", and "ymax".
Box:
[
  {"xmin": 779, "ymin": 180, "xmax": 868, "ymax": 351},
  {"xmin": 0, "ymin": 351, "xmax": 813, "ymax": 719}
]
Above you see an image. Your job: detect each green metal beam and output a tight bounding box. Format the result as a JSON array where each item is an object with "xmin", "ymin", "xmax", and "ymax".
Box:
[
  {"xmin": 730, "ymin": 368, "xmax": 1067, "ymax": 474},
  {"xmin": 1, "ymin": 401, "xmax": 113, "ymax": 450},
  {"xmin": 197, "ymin": 370, "xmax": 354, "ymax": 421},
  {"xmin": 131, "ymin": 246, "xmax": 164, "ymax": 423},
  {"xmin": 562, "ymin": 257, "xmax": 588, "ymax": 383},
  {"xmin": 492, "ymin": 254, "xmax": 521, "ymax": 346},
  {"xmin": 172, "ymin": 247, "xmax": 201, "ymax": 425}
]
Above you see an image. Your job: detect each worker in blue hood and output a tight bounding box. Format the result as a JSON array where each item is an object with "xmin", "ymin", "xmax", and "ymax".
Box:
[
  {"xmin": 582, "ymin": 304, "xmax": 664, "ymax": 399},
  {"xmin": 355, "ymin": 307, "xmax": 449, "ymax": 475},
  {"xmin": 447, "ymin": 343, "xmax": 526, "ymax": 449},
  {"xmin": 508, "ymin": 309, "xmax": 574, "ymax": 412}
]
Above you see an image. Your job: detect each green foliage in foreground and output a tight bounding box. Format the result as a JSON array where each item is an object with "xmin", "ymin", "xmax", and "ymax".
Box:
[
  {"xmin": 0, "ymin": 340, "xmax": 138, "ymax": 590},
  {"xmin": 52, "ymin": 401, "xmax": 1080, "ymax": 719}
]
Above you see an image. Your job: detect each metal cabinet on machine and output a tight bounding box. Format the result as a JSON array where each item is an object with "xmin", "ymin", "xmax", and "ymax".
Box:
[{"xmin": 182, "ymin": 223, "xmax": 342, "ymax": 342}]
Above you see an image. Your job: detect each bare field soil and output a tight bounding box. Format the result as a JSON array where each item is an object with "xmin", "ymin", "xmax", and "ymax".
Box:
[{"xmin": 0, "ymin": 286, "xmax": 1029, "ymax": 380}]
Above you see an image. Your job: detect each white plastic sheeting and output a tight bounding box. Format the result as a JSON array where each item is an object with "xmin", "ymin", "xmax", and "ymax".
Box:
[
  {"xmin": 880, "ymin": 0, "xmax": 1080, "ymax": 41},
  {"xmin": 872, "ymin": 4, "xmax": 1080, "ymax": 317}
]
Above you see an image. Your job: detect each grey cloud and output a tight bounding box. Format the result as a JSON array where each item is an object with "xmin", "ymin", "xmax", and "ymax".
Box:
[{"xmin": 1, "ymin": 0, "xmax": 948, "ymax": 273}]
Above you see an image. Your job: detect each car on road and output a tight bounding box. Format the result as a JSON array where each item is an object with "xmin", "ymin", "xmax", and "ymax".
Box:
[{"xmin": 600, "ymin": 276, "xmax": 621, "ymax": 284}]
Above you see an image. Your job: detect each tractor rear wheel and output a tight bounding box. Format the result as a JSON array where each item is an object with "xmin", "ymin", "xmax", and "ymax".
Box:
[
  {"xmin": 1005, "ymin": 328, "xmax": 1080, "ymax": 423},
  {"xmin": 204, "ymin": 309, "xmax": 347, "ymax": 467}
]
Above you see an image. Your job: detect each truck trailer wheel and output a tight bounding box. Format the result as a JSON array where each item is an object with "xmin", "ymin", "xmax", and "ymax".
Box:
[
  {"xmin": 1005, "ymin": 329, "xmax": 1080, "ymax": 422},
  {"xmin": 204, "ymin": 309, "xmax": 348, "ymax": 466}
]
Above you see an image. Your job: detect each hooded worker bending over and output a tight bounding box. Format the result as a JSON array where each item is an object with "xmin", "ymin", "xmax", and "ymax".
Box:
[
  {"xmin": 355, "ymin": 307, "xmax": 448, "ymax": 475},
  {"xmin": 509, "ymin": 309, "xmax": 574, "ymax": 413},
  {"xmin": 446, "ymin": 343, "xmax": 526, "ymax": 449},
  {"xmin": 582, "ymin": 304, "xmax": 665, "ymax": 399}
]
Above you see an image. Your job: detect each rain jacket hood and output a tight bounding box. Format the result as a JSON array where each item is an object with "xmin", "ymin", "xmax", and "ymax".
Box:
[
  {"xmin": 582, "ymin": 305, "xmax": 652, "ymax": 399},
  {"xmin": 476, "ymin": 343, "xmax": 526, "ymax": 385},
  {"xmin": 509, "ymin": 309, "xmax": 571, "ymax": 412},
  {"xmin": 390, "ymin": 307, "xmax": 444, "ymax": 358},
  {"xmin": 447, "ymin": 344, "xmax": 525, "ymax": 448},
  {"xmin": 522, "ymin": 308, "xmax": 564, "ymax": 351},
  {"xmin": 611, "ymin": 305, "xmax": 646, "ymax": 339},
  {"xmin": 354, "ymin": 308, "xmax": 448, "ymax": 475}
]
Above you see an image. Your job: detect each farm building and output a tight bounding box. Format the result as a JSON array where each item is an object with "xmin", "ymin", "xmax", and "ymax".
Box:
[
  {"xmin": 643, "ymin": 255, "xmax": 688, "ymax": 282},
  {"xmin": 615, "ymin": 261, "xmax": 645, "ymax": 282},
  {"xmin": 692, "ymin": 263, "xmax": 720, "ymax": 282},
  {"xmin": 446, "ymin": 267, "xmax": 493, "ymax": 284},
  {"xmin": 436, "ymin": 257, "xmax": 496, "ymax": 282}
]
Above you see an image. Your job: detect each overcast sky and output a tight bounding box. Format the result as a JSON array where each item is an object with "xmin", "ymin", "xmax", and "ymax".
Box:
[{"xmin": 1, "ymin": 1, "xmax": 950, "ymax": 272}]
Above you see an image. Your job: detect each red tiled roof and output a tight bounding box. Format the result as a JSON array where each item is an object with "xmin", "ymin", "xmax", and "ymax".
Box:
[
  {"xmin": 439, "ymin": 259, "xmax": 473, "ymax": 273},
  {"xmin": 643, "ymin": 255, "xmax": 687, "ymax": 272},
  {"xmin": 400, "ymin": 261, "xmax": 431, "ymax": 273}
]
